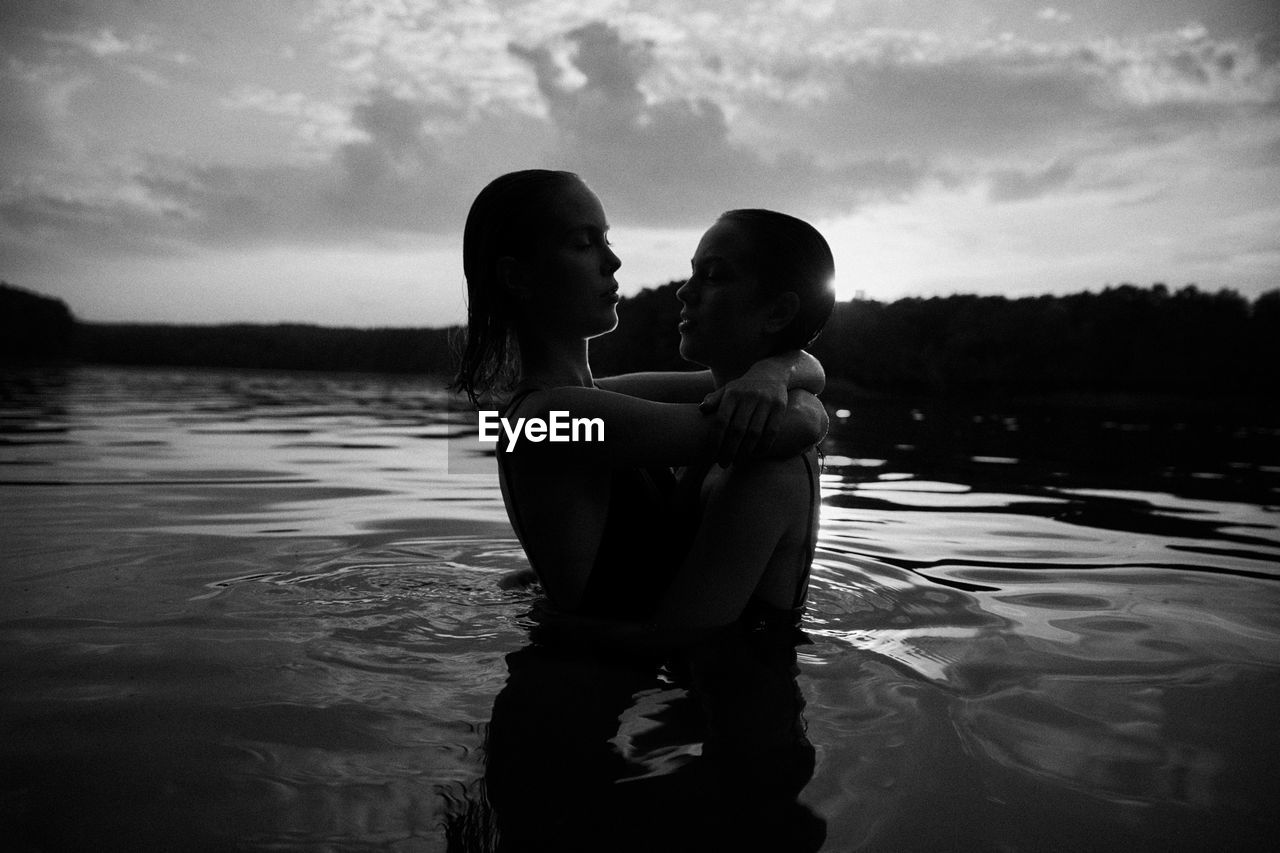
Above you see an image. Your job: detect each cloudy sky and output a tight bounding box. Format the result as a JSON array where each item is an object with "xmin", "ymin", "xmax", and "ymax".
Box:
[{"xmin": 2, "ymin": 0, "xmax": 1277, "ymax": 326}]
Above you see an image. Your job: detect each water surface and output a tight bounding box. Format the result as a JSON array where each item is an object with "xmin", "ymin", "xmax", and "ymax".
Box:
[{"xmin": 2, "ymin": 366, "xmax": 1277, "ymax": 851}]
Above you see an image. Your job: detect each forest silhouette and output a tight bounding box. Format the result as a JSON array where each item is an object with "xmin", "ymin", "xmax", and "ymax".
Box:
[{"xmin": 3, "ymin": 280, "xmax": 1277, "ymax": 398}]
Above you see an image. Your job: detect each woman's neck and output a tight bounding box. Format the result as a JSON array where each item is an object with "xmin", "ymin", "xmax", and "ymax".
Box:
[
  {"xmin": 515, "ymin": 331, "xmax": 594, "ymax": 389},
  {"xmin": 710, "ymin": 360, "xmax": 753, "ymax": 389},
  {"xmin": 710, "ymin": 343, "xmax": 777, "ymax": 388}
]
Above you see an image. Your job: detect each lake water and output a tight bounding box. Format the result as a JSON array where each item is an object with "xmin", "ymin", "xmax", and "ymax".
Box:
[{"xmin": 2, "ymin": 365, "xmax": 1277, "ymax": 852}]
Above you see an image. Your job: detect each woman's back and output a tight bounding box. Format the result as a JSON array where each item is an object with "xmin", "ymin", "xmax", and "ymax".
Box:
[
  {"xmin": 497, "ymin": 388, "xmax": 687, "ymax": 618},
  {"xmin": 665, "ymin": 448, "xmax": 819, "ymax": 629}
]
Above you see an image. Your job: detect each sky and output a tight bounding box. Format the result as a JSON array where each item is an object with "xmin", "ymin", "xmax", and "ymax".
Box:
[{"xmin": 1, "ymin": 0, "xmax": 1278, "ymax": 327}]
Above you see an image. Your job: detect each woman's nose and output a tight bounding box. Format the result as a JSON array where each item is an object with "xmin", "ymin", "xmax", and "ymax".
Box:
[
  {"xmin": 604, "ymin": 246, "xmax": 621, "ymax": 273},
  {"xmin": 676, "ymin": 278, "xmax": 694, "ymax": 303}
]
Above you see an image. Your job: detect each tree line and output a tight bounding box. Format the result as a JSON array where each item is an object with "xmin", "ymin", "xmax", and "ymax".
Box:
[
  {"xmin": 73, "ymin": 321, "xmax": 458, "ymax": 375},
  {"xmin": 3, "ymin": 280, "xmax": 1277, "ymax": 397},
  {"xmin": 2, "ymin": 282, "xmax": 457, "ymax": 374},
  {"xmin": 594, "ymin": 281, "xmax": 1280, "ymax": 397}
]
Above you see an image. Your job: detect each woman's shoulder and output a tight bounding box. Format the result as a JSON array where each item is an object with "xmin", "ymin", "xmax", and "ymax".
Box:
[{"xmin": 502, "ymin": 383, "xmax": 607, "ymax": 417}]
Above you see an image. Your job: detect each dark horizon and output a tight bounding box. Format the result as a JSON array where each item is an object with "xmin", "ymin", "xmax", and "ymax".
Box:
[
  {"xmin": 5, "ymin": 277, "xmax": 1279, "ymax": 333},
  {"xmin": 5, "ymin": 280, "xmax": 1278, "ymax": 401}
]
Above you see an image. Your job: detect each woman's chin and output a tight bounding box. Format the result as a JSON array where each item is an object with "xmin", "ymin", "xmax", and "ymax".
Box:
[
  {"xmin": 591, "ymin": 311, "xmax": 619, "ymax": 338},
  {"xmin": 678, "ymin": 339, "xmax": 706, "ymax": 365}
]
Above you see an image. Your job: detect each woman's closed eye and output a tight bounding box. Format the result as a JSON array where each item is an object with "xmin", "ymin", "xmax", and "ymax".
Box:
[
  {"xmin": 573, "ymin": 229, "xmax": 612, "ymax": 250},
  {"xmin": 691, "ymin": 262, "xmax": 729, "ymax": 282}
]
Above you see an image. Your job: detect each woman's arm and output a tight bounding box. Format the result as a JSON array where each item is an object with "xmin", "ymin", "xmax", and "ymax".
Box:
[
  {"xmin": 596, "ymin": 350, "xmax": 824, "ymax": 402},
  {"xmin": 595, "ymin": 369, "xmax": 714, "ymax": 402},
  {"xmin": 747, "ymin": 349, "xmax": 826, "ymax": 395},
  {"xmin": 598, "ymin": 352, "xmax": 825, "ymax": 461},
  {"xmin": 505, "ymin": 386, "xmax": 825, "ymax": 468}
]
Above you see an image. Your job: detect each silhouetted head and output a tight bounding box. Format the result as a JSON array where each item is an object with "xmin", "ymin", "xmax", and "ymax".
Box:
[
  {"xmin": 452, "ymin": 170, "xmax": 621, "ymax": 404},
  {"xmin": 677, "ymin": 209, "xmax": 835, "ymax": 379}
]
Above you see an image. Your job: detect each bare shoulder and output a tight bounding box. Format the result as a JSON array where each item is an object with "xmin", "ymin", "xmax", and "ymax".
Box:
[{"xmin": 502, "ymin": 386, "xmax": 557, "ymax": 418}]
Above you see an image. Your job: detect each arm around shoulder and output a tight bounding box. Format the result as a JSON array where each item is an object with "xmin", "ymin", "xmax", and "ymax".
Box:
[
  {"xmin": 501, "ymin": 386, "xmax": 716, "ymax": 468},
  {"xmin": 748, "ymin": 350, "xmax": 825, "ymax": 395},
  {"xmin": 759, "ymin": 390, "xmax": 827, "ymax": 459},
  {"xmin": 595, "ymin": 370, "xmax": 714, "ymax": 402},
  {"xmin": 502, "ymin": 386, "xmax": 823, "ymax": 469}
]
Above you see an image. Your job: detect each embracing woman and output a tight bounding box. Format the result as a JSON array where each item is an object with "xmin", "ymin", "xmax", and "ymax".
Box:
[
  {"xmin": 451, "ymin": 169, "xmax": 833, "ymax": 631},
  {"xmin": 448, "ymin": 170, "xmax": 836, "ymax": 851}
]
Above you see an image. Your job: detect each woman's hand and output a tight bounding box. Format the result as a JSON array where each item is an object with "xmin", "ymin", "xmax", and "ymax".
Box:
[
  {"xmin": 700, "ymin": 370, "xmax": 789, "ymax": 465},
  {"xmin": 697, "ymin": 351, "xmax": 825, "ymax": 464},
  {"xmin": 500, "ymin": 384, "xmax": 823, "ymax": 469}
]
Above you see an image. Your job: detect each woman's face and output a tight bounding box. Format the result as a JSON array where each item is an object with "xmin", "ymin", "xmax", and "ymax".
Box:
[
  {"xmin": 519, "ymin": 180, "xmax": 622, "ymax": 341},
  {"xmin": 677, "ymin": 219, "xmax": 779, "ymax": 376}
]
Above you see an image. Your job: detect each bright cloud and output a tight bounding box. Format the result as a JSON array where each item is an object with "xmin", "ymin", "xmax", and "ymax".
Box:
[{"xmin": 0, "ymin": 0, "xmax": 1276, "ymax": 324}]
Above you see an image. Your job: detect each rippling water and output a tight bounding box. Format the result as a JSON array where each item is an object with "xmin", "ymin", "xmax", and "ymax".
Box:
[{"xmin": 2, "ymin": 366, "xmax": 1277, "ymax": 851}]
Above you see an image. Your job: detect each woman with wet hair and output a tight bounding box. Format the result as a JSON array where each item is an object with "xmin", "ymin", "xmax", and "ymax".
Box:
[
  {"xmin": 459, "ymin": 181, "xmax": 837, "ymax": 851},
  {"xmin": 451, "ymin": 169, "xmax": 829, "ymax": 623}
]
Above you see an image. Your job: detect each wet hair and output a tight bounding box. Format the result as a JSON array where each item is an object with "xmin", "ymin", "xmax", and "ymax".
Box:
[
  {"xmin": 450, "ymin": 169, "xmax": 585, "ymax": 406},
  {"xmin": 716, "ymin": 209, "xmax": 836, "ymax": 352}
]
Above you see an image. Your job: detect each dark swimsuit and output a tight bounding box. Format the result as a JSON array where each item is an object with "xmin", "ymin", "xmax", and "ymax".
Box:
[
  {"xmin": 497, "ymin": 387, "xmax": 819, "ymax": 627},
  {"xmin": 497, "ymin": 387, "xmax": 685, "ymax": 620}
]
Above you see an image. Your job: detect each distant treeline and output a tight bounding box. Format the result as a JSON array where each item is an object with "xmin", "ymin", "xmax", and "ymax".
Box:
[
  {"xmin": 3, "ymin": 280, "xmax": 1277, "ymax": 396},
  {"xmin": 1, "ymin": 282, "xmax": 76, "ymax": 363},
  {"xmin": 74, "ymin": 321, "xmax": 458, "ymax": 375},
  {"xmin": 596, "ymin": 281, "xmax": 1280, "ymax": 397},
  {"xmin": 2, "ymin": 281, "xmax": 457, "ymax": 374}
]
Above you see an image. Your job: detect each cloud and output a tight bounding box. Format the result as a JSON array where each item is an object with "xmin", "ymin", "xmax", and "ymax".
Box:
[
  {"xmin": 665, "ymin": 21, "xmax": 1280, "ymax": 230},
  {"xmin": 742, "ymin": 26, "xmax": 1280, "ymax": 161},
  {"xmin": 507, "ymin": 22, "xmax": 927, "ymax": 225},
  {"xmin": 988, "ymin": 160, "xmax": 1076, "ymax": 202},
  {"xmin": 351, "ymin": 88, "xmax": 434, "ymax": 156},
  {"xmin": 0, "ymin": 188, "xmax": 186, "ymax": 258},
  {"xmin": 4, "ymin": 18, "xmax": 929, "ymax": 255},
  {"xmin": 0, "ymin": 61, "xmax": 66, "ymax": 172},
  {"xmin": 220, "ymin": 85, "xmax": 359, "ymax": 161},
  {"xmin": 335, "ymin": 87, "xmax": 442, "ymax": 197},
  {"xmin": 4, "ymin": 3, "xmax": 1277, "ymax": 281},
  {"xmin": 1036, "ymin": 8, "xmax": 1073, "ymax": 25},
  {"xmin": 44, "ymin": 27, "xmax": 148, "ymax": 58},
  {"xmin": 2, "ymin": 88, "xmax": 546, "ymax": 265}
]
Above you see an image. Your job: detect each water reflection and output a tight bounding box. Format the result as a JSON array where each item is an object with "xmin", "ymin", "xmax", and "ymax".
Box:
[{"xmin": 463, "ymin": 621, "xmax": 825, "ymax": 853}]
